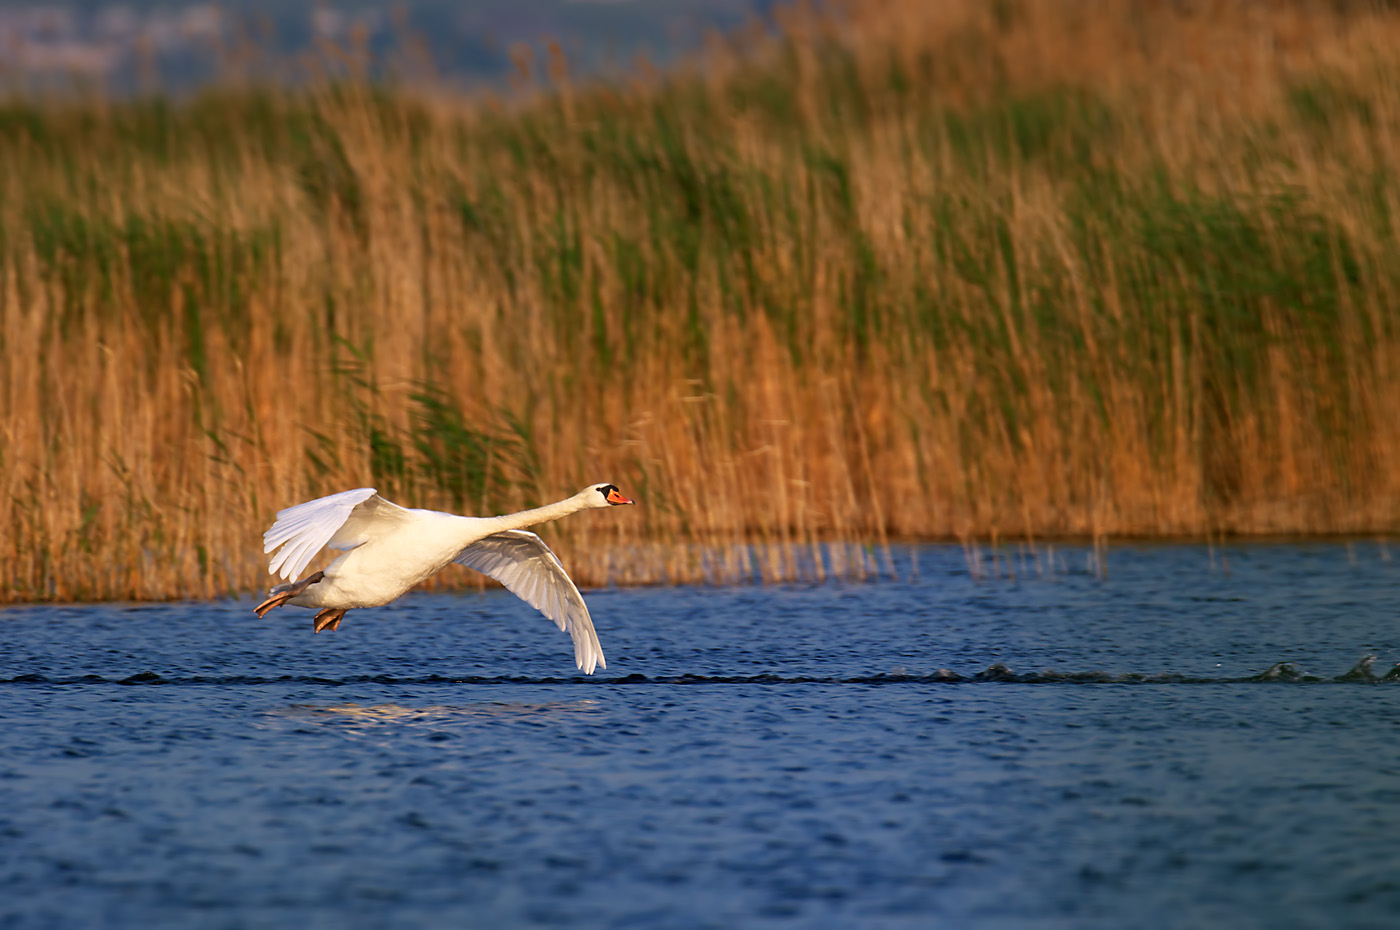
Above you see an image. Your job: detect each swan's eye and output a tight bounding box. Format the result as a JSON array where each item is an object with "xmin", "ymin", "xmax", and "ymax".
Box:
[{"xmin": 598, "ymin": 485, "xmax": 617, "ymax": 500}]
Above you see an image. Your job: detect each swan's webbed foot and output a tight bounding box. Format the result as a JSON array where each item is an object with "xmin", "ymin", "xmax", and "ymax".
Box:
[
  {"xmin": 253, "ymin": 571, "xmax": 325, "ymax": 618},
  {"xmin": 313, "ymin": 607, "xmax": 348, "ymax": 633}
]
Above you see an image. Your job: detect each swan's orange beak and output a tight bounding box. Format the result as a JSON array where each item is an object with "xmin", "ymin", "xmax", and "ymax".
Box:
[{"xmin": 606, "ymin": 488, "xmax": 635, "ymax": 505}]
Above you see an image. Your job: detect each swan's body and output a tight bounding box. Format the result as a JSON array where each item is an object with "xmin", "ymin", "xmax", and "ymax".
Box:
[{"xmin": 254, "ymin": 484, "xmax": 634, "ymax": 674}]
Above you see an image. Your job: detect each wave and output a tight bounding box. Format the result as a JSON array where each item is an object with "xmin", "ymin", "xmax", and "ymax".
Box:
[{"xmin": 2, "ymin": 656, "xmax": 1397, "ymax": 687}]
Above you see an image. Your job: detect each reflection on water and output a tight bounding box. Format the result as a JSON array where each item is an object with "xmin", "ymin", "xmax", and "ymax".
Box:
[{"xmin": 266, "ymin": 699, "xmax": 604, "ymax": 728}]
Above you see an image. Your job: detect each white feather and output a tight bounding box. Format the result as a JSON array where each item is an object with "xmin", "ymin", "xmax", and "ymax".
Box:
[
  {"xmin": 258, "ymin": 484, "xmax": 630, "ymax": 674},
  {"xmin": 263, "ymin": 488, "xmax": 383, "ymax": 580},
  {"xmin": 454, "ymin": 530, "xmax": 607, "ymax": 675}
]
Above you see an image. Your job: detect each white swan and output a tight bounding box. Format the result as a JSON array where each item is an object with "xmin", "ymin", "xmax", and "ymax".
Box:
[{"xmin": 253, "ymin": 484, "xmax": 635, "ymax": 674}]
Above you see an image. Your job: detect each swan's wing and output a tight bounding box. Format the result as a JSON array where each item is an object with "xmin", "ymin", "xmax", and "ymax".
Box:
[
  {"xmin": 453, "ymin": 530, "xmax": 606, "ymax": 675},
  {"xmin": 262, "ymin": 488, "xmax": 412, "ymax": 581}
]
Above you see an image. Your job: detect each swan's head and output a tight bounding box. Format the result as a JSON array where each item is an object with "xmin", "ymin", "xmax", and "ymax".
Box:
[{"xmin": 580, "ymin": 483, "xmax": 635, "ymax": 508}]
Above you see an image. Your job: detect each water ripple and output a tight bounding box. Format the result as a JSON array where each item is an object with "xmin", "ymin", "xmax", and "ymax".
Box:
[
  {"xmin": 3, "ymin": 547, "xmax": 1400, "ymax": 929},
  {"xmin": 3, "ymin": 655, "xmax": 1397, "ymax": 687}
]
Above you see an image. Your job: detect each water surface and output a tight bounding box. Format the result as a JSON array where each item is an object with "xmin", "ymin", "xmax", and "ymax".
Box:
[{"xmin": 3, "ymin": 544, "xmax": 1399, "ymax": 928}]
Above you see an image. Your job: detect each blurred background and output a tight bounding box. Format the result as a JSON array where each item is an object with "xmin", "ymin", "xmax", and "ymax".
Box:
[{"xmin": 2, "ymin": 0, "xmax": 1398, "ymax": 602}]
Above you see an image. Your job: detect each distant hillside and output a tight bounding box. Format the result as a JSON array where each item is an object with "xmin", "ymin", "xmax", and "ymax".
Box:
[{"xmin": 0, "ymin": 0, "xmax": 777, "ymax": 91}]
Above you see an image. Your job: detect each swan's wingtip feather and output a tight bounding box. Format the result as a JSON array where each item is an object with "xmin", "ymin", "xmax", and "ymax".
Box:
[{"xmin": 575, "ymin": 641, "xmax": 605, "ymax": 675}]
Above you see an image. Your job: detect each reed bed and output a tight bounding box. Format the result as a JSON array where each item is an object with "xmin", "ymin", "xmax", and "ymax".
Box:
[{"xmin": 3, "ymin": 0, "xmax": 1400, "ymax": 601}]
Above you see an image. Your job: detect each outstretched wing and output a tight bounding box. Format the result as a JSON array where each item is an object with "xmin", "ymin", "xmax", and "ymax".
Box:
[
  {"xmin": 453, "ymin": 530, "xmax": 607, "ymax": 675},
  {"xmin": 263, "ymin": 488, "xmax": 411, "ymax": 581}
]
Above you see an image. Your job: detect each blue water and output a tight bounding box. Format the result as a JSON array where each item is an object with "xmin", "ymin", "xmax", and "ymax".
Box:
[{"xmin": 3, "ymin": 544, "xmax": 1399, "ymax": 929}]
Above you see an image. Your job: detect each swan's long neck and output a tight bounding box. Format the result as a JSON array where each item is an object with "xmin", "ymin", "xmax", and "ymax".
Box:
[{"xmin": 487, "ymin": 496, "xmax": 588, "ymax": 534}]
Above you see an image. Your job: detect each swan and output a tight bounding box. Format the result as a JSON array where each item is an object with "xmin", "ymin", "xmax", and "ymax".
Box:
[{"xmin": 253, "ymin": 484, "xmax": 635, "ymax": 674}]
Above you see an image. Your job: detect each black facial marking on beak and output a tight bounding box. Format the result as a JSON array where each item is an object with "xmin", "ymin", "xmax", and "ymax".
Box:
[{"xmin": 601, "ymin": 485, "xmax": 634, "ymax": 505}]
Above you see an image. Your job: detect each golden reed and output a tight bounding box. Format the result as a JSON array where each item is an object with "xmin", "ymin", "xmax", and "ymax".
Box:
[{"xmin": 2, "ymin": 0, "xmax": 1399, "ymax": 601}]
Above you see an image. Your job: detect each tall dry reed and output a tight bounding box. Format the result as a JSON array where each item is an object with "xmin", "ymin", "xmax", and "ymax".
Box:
[{"xmin": 2, "ymin": 0, "xmax": 1400, "ymax": 601}]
